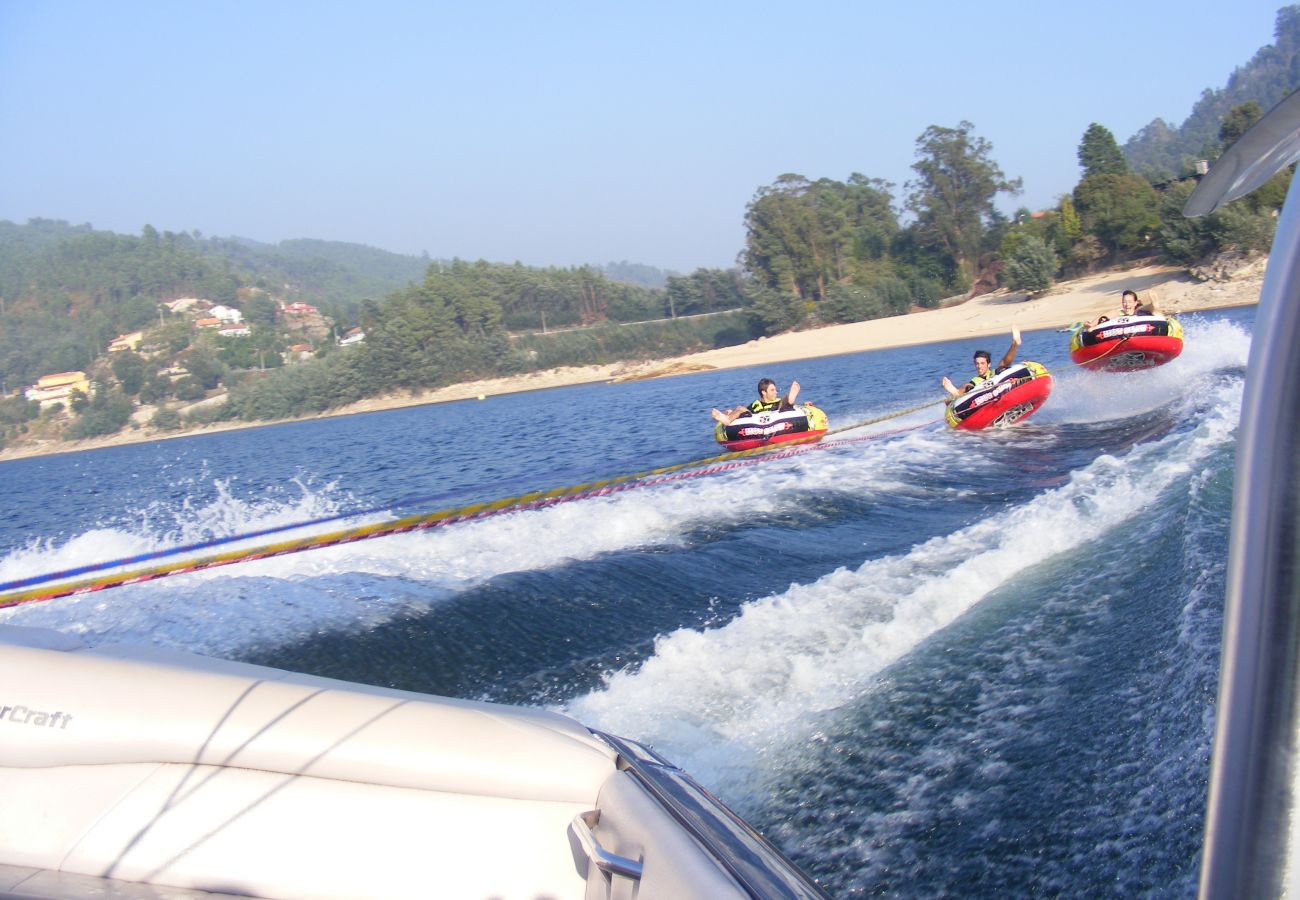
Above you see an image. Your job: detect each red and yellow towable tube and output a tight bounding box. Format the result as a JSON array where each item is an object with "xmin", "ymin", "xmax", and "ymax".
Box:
[
  {"xmin": 945, "ymin": 362, "xmax": 1053, "ymax": 430},
  {"xmin": 714, "ymin": 402, "xmax": 829, "ymax": 452},
  {"xmin": 1069, "ymin": 314, "xmax": 1184, "ymax": 371}
]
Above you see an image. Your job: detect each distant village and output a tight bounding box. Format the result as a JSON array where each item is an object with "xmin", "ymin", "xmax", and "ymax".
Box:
[{"xmin": 22, "ymin": 292, "xmax": 365, "ymax": 418}]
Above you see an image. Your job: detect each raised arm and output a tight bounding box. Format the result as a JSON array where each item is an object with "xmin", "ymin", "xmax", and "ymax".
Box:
[
  {"xmin": 785, "ymin": 380, "xmax": 801, "ymax": 407},
  {"xmin": 941, "ymin": 376, "xmax": 963, "ymax": 398},
  {"xmin": 997, "ymin": 326, "xmax": 1022, "ymax": 370}
]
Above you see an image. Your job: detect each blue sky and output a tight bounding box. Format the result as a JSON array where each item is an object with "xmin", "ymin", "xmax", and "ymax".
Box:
[{"xmin": 0, "ymin": 1, "xmax": 1290, "ymax": 272}]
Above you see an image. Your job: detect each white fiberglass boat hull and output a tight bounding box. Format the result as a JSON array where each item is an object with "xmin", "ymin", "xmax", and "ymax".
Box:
[{"xmin": 0, "ymin": 625, "xmax": 824, "ymax": 900}]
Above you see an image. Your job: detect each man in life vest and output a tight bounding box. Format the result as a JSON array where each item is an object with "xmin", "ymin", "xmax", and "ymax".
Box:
[
  {"xmin": 942, "ymin": 327, "xmax": 1021, "ymax": 398},
  {"xmin": 712, "ymin": 377, "xmax": 800, "ymax": 424}
]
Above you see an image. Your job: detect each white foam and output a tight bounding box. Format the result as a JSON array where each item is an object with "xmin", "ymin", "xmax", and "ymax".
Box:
[
  {"xmin": 0, "ymin": 335, "xmax": 1246, "ymax": 689},
  {"xmin": 0, "ymin": 434, "xmax": 918, "ymax": 650},
  {"xmin": 0, "ymin": 477, "xmax": 348, "ymax": 584},
  {"xmin": 1038, "ymin": 316, "xmax": 1250, "ymax": 425},
  {"xmin": 562, "ymin": 377, "xmax": 1243, "ymax": 792}
]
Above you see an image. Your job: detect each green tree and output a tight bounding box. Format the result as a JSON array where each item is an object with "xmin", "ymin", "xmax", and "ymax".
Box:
[
  {"xmin": 243, "ymin": 292, "xmax": 280, "ymax": 329},
  {"xmin": 149, "ymin": 406, "xmax": 182, "ymax": 430},
  {"xmin": 138, "ymin": 371, "xmax": 173, "ymax": 405},
  {"xmin": 1059, "ymin": 196, "xmax": 1083, "ymax": 241},
  {"xmin": 907, "ymin": 275, "xmax": 946, "ymax": 309},
  {"xmin": 664, "ymin": 269, "xmax": 746, "ymax": 317},
  {"xmin": 742, "ymin": 173, "xmax": 899, "ymax": 306},
  {"xmin": 1003, "ymin": 236, "xmax": 1059, "ymax": 293},
  {"xmin": 822, "ymin": 283, "xmax": 881, "ymax": 323},
  {"xmin": 1078, "ymin": 123, "xmax": 1128, "ymax": 178},
  {"xmin": 157, "ymin": 320, "xmax": 192, "ymax": 353},
  {"xmin": 1159, "ymin": 180, "xmax": 1216, "ymax": 264},
  {"xmin": 216, "ymin": 337, "xmax": 258, "ymax": 370},
  {"xmin": 173, "ymin": 376, "xmax": 206, "ymax": 401},
  {"xmin": 742, "ymin": 174, "xmax": 826, "ymax": 302},
  {"xmin": 1219, "ymin": 101, "xmax": 1263, "ymax": 148},
  {"xmin": 1073, "ymin": 173, "xmax": 1162, "ymax": 254},
  {"xmin": 744, "ymin": 284, "xmax": 804, "ymax": 335},
  {"xmin": 905, "ymin": 121, "xmax": 1022, "ymax": 286},
  {"xmin": 0, "ymin": 395, "xmax": 38, "ymax": 426},
  {"xmin": 66, "ymin": 381, "xmax": 133, "ymax": 438},
  {"xmin": 110, "ymin": 350, "xmax": 146, "ymax": 395},
  {"xmin": 1068, "ymin": 234, "xmax": 1107, "ymax": 273},
  {"xmin": 183, "ymin": 348, "xmax": 224, "ymax": 389}
]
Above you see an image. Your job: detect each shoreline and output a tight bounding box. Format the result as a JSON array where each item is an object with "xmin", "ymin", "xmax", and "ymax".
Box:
[{"xmin": 0, "ymin": 260, "xmax": 1265, "ymax": 463}]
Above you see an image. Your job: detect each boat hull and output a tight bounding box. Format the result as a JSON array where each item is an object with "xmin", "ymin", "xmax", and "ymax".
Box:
[{"xmin": 0, "ymin": 624, "xmax": 827, "ymax": 900}]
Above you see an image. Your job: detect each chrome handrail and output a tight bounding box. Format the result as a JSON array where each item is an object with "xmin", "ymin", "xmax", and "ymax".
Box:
[
  {"xmin": 571, "ymin": 809, "xmax": 644, "ymax": 880},
  {"xmin": 591, "ymin": 731, "xmax": 830, "ymax": 900}
]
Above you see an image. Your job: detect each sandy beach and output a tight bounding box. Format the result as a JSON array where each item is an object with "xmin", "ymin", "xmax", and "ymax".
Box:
[{"xmin": 0, "ymin": 258, "xmax": 1266, "ymax": 462}]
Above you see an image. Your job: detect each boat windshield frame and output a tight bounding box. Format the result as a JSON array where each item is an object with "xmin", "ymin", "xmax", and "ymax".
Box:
[{"xmin": 1190, "ymin": 98, "xmax": 1300, "ymax": 898}]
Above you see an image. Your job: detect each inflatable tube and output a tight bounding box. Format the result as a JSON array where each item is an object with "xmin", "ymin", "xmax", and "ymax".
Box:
[
  {"xmin": 1069, "ymin": 314, "xmax": 1184, "ymax": 371},
  {"xmin": 946, "ymin": 361, "xmax": 1053, "ymax": 430},
  {"xmin": 714, "ymin": 403, "xmax": 828, "ymax": 452}
]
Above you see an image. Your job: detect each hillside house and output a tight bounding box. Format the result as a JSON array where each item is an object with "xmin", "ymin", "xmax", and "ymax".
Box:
[
  {"xmin": 195, "ymin": 317, "xmax": 222, "ymax": 329},
  {"xmin": 24, "ymin": 371, "xmax": 90, "ymax": 409},
  {"xmin": 209, "ymin": 305, "xmax": 244, "ymax": 324},
  {"xmin": 218, "ymin": 325, "xmax": 251, "ymax": 337},
  {"xmin": 283, "ymin": 301, "xmax": 319, "ymax": 316},
  {"xmin": 107, "ymin": 331, "xmax": 144, "ymax": 353},
  {"xmin": 338, "ymin": 328, "xmax": 365, "ymax": 347}
]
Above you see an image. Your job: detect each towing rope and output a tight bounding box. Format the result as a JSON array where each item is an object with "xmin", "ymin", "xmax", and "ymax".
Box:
[{"xmin": 0, "ymin": 398, "xmax": 944, "ymax": 610}]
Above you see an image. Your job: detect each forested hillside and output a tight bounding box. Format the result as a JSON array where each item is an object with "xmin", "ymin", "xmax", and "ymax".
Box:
[
  {"xmin": 0, "ymin": 224, "xmax": 239, "ymax": 389},
  {"xmin": 600, "ymin": 260, "xmax": 676, "ymax": 288},
  {"xmin": 192, "ymin": 236, "xmax": 432, "ymax": 325},
  {"xmin": 1125, "ymin": 6, "xmax": 1300, "ymax": 180},
  {"xmin": 0, "ymin": 219, "xmax": 752, "ymax": 445},
  {"xmin": 225, "ymin": 259, "xmax": 749, "ymax": 421}
]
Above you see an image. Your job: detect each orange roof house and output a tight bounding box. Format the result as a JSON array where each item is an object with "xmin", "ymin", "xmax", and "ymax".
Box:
[{"xmin": 108, "ymin": 331, "xmax": 144, "ymax": 353}]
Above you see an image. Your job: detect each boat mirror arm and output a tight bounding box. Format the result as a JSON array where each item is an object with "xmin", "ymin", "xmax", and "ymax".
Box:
[{"xmin": 571, "ymin": 810, "xmax": 645, "ymax": 881}]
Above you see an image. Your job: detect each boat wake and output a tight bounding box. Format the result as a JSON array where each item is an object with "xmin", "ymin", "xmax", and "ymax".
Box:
[
  {"xmin": 562, "ymin": 369, "xmax": 1242, "ymax": 801},
  {"xmin": 0, "ymin": 315, "xmax": 1249, "ymax": 766}
]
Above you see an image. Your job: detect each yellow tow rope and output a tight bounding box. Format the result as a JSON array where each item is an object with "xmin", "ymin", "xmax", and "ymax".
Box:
[{"xmin": 0, "ymin": 397, "xmax": 944, "ymax": 609}]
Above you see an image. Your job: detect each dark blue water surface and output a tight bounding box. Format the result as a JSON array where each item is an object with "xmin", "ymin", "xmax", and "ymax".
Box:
[{"xmin": 0, "ymin": 309, "xmax": 1255, "ymax": 896}]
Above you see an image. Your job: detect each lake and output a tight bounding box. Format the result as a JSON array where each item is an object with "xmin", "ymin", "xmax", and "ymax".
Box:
[{"xmin": 0, "ymin": 307, "xmax": 1254, "ymax": 896}]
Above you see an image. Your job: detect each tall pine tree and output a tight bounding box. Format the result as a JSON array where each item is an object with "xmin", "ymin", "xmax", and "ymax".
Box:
[{"xmin": 1078, "ymin": 123, "xmax": 1129, "ymax": 178}]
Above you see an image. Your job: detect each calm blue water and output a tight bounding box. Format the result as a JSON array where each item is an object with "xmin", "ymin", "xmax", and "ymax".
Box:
[{"xmin": 0, "ymin": 308, "xmax": 1254, "ymax": 897}]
